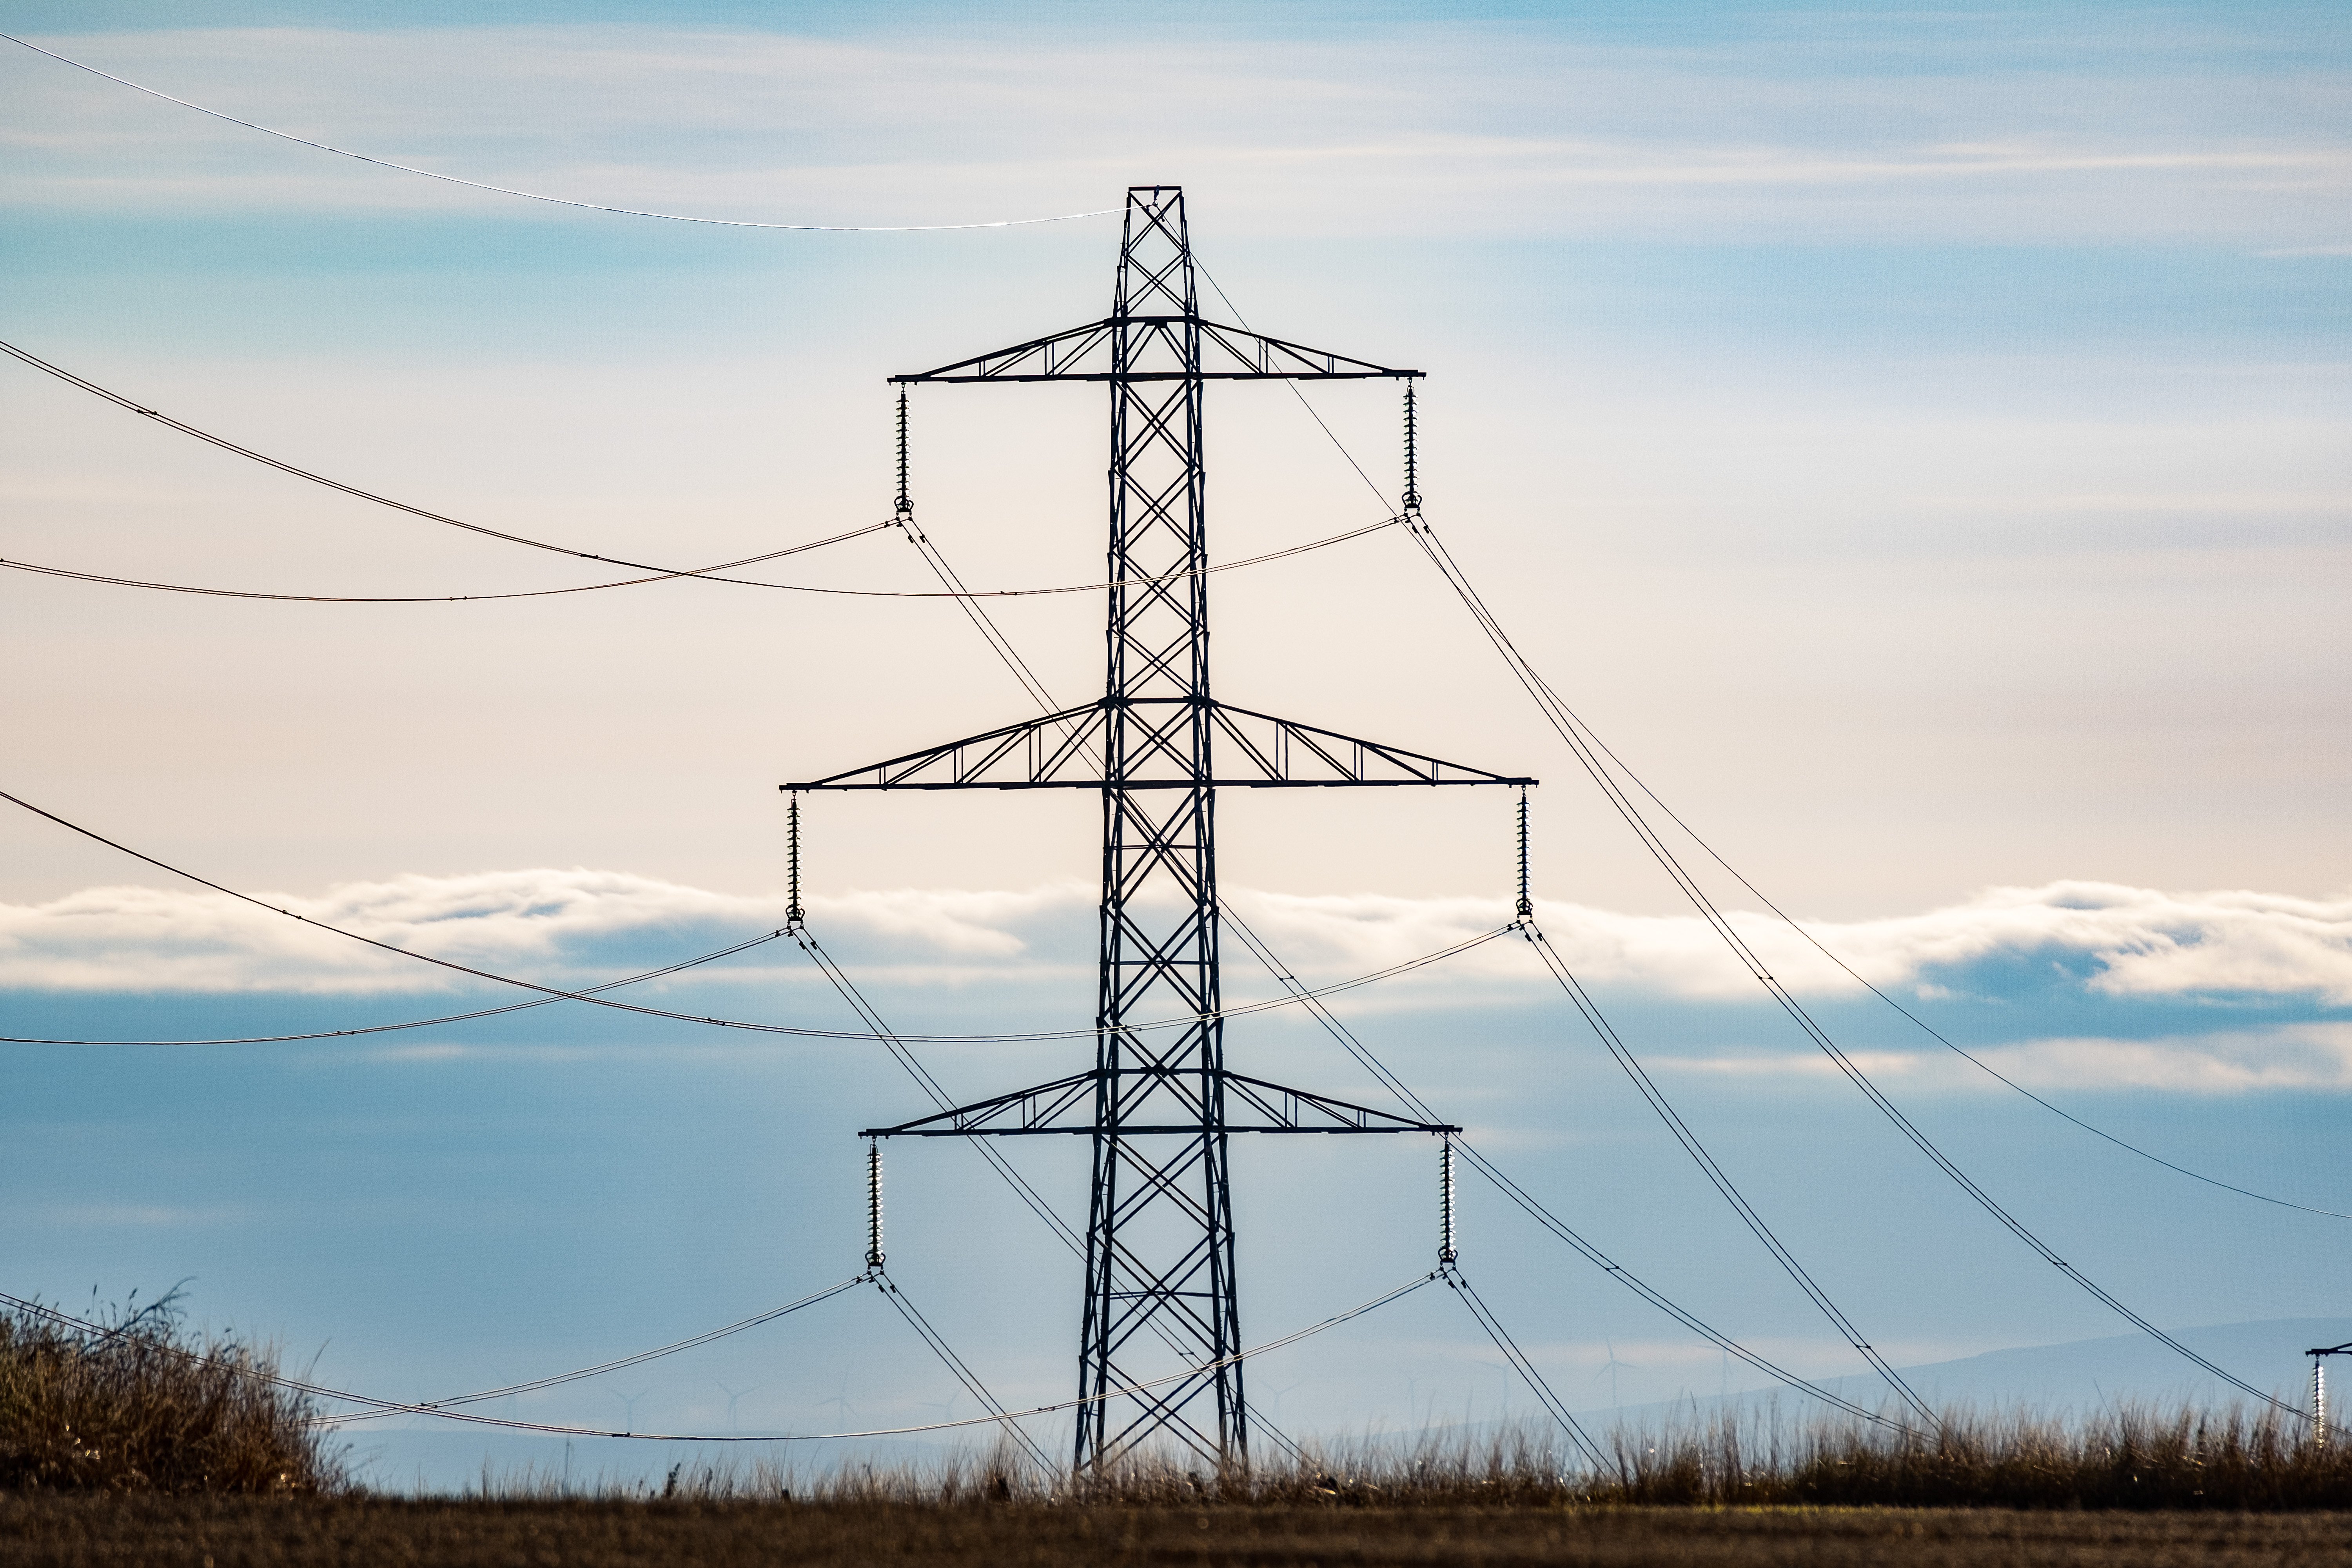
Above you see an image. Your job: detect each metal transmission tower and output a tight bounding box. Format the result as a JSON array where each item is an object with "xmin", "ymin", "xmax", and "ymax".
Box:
[{"xmin": 786, "ymin": 186, "xmax": 1532, "ymax": 1470}]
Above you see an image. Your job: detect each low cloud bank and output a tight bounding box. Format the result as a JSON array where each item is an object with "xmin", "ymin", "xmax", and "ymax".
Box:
[
  {"xmin": 2, "ymin": 871, "xmax": 2346, "ymax": 1009},
  {"xmin": 1523, "ymin": 880, "xmax": 2352, "ymax": 1005},
  {"xmin": 1655, "ymin": 1023, "xmax": 2352, "ymax": 1095}
]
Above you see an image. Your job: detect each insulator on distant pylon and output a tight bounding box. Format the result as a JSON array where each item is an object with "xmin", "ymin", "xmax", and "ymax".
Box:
[{"xmin": 865, "ymin": 1138, "xmax": 886, "ymax": 1270}]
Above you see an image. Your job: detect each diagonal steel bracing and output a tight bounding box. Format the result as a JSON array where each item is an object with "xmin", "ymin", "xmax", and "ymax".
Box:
[{"xmin": 786, "ymin": 186, "xmax": 1527, "ymax": 1472}]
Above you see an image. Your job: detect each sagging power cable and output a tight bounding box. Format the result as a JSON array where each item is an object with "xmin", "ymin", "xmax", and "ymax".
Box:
[
  {"xmin": 0, "ymin": 1271, "xmax": 1432, "ymax": 1444},
  {"xmin": 1203, "ymin": 254, "xmax": 2308, "ymax": 1415},
  {"xmin": 1408, "ymin": 515, "xmax": 2302, "ymax": 1419},
  {"xmin": 1220, "ymin": 906, "xmax": 1905, "ymax": 1431},
  {"xmin": 0, "ymin": 928, "xmax": 791, "ymax": 1048},
  {"xmin": 1539, "ymin": 743, "xmax": 2352, "ymax": 1223},
  {"xmin": 1517, "ymin": 919, "xmax": 1935, "ymax": 1423},
  {"xmin": 0, "ymin": 523, "xmax": 1395, "ymax": 606},
  {"xmin": 1442, "ymin": 1263, "xmax": 1606, "ymax": 1468},
  {"xmin": 872, "ymin": 1269, "xmax": 1057, "ymax": 1474},
  {"xmin": 324, "ymin": 1274, "xmax": 867, "ymax": 1427},
  {"xmin": 0, "ymin": 528, "xmax": 894, "ymax": 604},
  {"xmin": 0, "ymin": 781, "xmax": 1508, "ymax": 1047},
  {"xmin": 0, "ymin": 33, "xmax": 1116, "ymax": 234},
  {"xmin": 0, "ymin": 337, "xmax": 865, "ymax": 575},
  {"xmin": 1, "ymin": 337, "xmax": 1394, "ymax": 603}
]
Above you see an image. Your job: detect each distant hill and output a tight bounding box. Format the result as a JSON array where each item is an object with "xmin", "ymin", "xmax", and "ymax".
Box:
[
  {"xmin": 1577, "ymin": 1318, "xmax": 2352, "ymax": 1431},
  {"xmin": 1826, "ymin": 1318, "xmax": 2350, "ymax": 1414}
]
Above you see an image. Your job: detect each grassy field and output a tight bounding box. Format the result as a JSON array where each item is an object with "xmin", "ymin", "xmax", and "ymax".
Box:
[
  {"xmin": 6, "ymin": 1496, "xmax": 2352, "ymax": 1566},
  {"xmin": 11, "ymin": 1298, "xmax": 2352, "ymax": 1563}
]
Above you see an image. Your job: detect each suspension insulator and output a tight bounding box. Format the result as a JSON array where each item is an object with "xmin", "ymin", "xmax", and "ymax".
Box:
[
  {"xmin": 786, "ymin": 792, "xmax": 806, "ymax": 929},
  {"xmin": 1514, "ymin": 788, "xmax": 1533, "ymax": 919},
  {"xmin": 866, "ymin": 1138, "xmax": 886, "ymax": 1270},
  {"xmin": 1439, "ymin": 1134, "xmax": 1458, "ymax": 1265},
  {"xmin": 894, "ymin": 387, "xmax": 914, "ymax": 519}
]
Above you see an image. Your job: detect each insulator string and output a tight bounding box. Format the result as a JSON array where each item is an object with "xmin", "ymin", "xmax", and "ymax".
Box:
[
  {"xmin": 866, "ymin": 1139, "xmax": 886, "ymax": 1270},
  {"xmin": 786, "ymin": 792, "xmax": 806, "ymax": 929},
  {"xmin": 1401, "ymin": 378, "xmax": 1423, "ymax": 518},
  {"xmin": 1514, "ymin": 788, "xmax": 1533, "ymax": 918},
  {"xmin": 894, "ymin": 388, "xmax": 913, "ymax": 519},
  {"xmin": 1439, "ymin": 1134, "xmax": 1458, "ymax": 1265}
]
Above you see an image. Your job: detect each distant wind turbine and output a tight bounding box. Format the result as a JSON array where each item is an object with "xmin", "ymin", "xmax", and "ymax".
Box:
[
  {"xmin": 1592, "ymin": 1341, "xmax": 1639, "ymax": 1410},
  {"xmin": 713, "ymin": 1379, "xmax": 762, "ymax": 1436},
  {"xmin": 816, "ymin": 1376, "xmax": 858, "ymax": 1433},
  {"xmin": 607, "ymin": 1385, "xmax": 654, "ymax": 1436}
]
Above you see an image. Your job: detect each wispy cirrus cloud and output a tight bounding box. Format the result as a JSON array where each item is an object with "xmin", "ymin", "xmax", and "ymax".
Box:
[{"xmin": 4, "ymin": 22, "xmax": 2344, "ymax": 243}]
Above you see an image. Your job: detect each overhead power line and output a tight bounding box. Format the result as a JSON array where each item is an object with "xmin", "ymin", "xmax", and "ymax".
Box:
[
  {"xmin": 1518, "ymin": 920, "xmax": 1935, "ymax": 1424},
  {"xmin": 0, "ymin": 32, "xmax": 1116, "ymax": 233},
  {"xmin": 0, "ymin": 1273, "xmax": 1432, "ymax": 1445},
  {"xmin": 1530, "ymin": 740, "xmax": 2352, "ymax": 1226},
  {"xmin": 1403, "ymin": 511, "xmax": 2303, "ymax": 1421},
  {"xmin": 1443, "ymin": 1264, "xmax": 1606, "ymax": 1466},
  {"xmin": 870, "ymin": 1270, "xmax": 1056, "ymax": 1474},
  {"xmin": 1220, "ymin": 905, "xmax": 1909, "ymax": 1431},
  {"xmin": 0, "ymin": 336, "xmax": 809, "ymax": 573},
  {"xmin": 1, "ymin": 336, "xmax": 1396, "ymax": 603},
  {"xmin": 0, "ymin": 929, "xmax": 797, "ymax": 1049},
  {"xmin": 323, "ymin": 1274, "xmax": 867, "ymax": 1426},
  {"xmin": 0, "ymin": 528, "xmax": 895, "ymax": 604},
  {"xmin": 1195, "ymin": 261, "xmax": 2322, "ymax": 1416},
  {"xmin": 0, "ymin": 784, "xmax": 1509, "ymax": 1048},
  {"xmin": 0, "ymin": 523, "xmax": 1396, "ymax": 606}
]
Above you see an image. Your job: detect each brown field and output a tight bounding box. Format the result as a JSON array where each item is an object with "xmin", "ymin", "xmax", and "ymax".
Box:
[{"xmin": 6, "ymin": 1496, "xmax": 2352, "ymax": 1567}]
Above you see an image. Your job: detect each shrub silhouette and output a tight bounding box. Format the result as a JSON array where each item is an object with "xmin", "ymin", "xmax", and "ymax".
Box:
[{"xmin": 0, "ymin": 1289, "xmax": 343, "ymax": 1494}]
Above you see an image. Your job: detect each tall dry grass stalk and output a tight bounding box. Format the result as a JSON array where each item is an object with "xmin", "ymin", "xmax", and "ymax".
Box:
[
  {"xmin": 1574, "ymin": 1401, "xmax": 2352, "ymax": 1510},
  {"xmin": 0, "ymin": 1291, "xmax": 344, "ymax": 1494}
]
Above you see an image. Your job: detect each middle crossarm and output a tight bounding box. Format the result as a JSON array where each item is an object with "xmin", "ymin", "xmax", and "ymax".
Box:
[
  {"xmin": 784, "ymin": 697, "xmax": 1535, "ymax": 791},
  {"xmin": 861, "ymin": 1069, "xmax": 1459, "ymax": 1137}
]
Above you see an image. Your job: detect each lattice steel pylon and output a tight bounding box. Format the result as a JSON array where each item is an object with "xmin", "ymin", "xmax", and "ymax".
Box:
[{"xmin": 786, "ymin": 186, "xmax": 1532, "ymax": 1472}]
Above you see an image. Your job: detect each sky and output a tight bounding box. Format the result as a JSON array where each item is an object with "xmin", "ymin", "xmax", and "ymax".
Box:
[{"xmin": 1, "ymin": 0, "xmax": 2348, "ymax": 1489}]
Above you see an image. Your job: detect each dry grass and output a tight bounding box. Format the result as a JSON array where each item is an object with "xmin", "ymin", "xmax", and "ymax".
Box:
[
  {"xmin": 10, "ymin": 1297, "xmax": 2352, "ymax": 1563},
  {"xmin": 0, "ymin": 1293, "xmax": 342, "ymax": 1495},
  {"xmin": 3, "ymin": 1496, "xmax": 2350, "ymax": 1566},
  {"xmin": 479, "ymin": 1404, "xmax": 2352, "ymax": 1514},
  {"xmin": 1560, "ymin": 1401, "xmax": 2352, "ymax": 1510}
]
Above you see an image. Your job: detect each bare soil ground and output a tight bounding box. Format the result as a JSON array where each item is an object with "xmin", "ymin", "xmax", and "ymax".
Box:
[{"xmin": 4, "ymin": 1499, "xmax": 2352, "ymax": 1568}]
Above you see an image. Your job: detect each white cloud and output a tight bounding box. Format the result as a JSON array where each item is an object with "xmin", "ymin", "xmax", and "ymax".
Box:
[
  {"xmin": 2, "ymin": 872, "xmax": 2347, "ymax": 1013},
  {"xmin": 1503, "ymin": 880, "xmax": 2352, "ymax": 1005},
  {"xmin": 0, "ymin": 869, "xmax": 1059, "ymax": 995}
]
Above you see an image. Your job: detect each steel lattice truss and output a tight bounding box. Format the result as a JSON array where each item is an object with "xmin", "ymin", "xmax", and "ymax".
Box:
[
  {"xmin": 791, "ymin": 698, "xmax": 1535, "ymax": 792},
  {"xmin": 787, "ymin": 187, "xmax": 1527, "ymax": 1472}
]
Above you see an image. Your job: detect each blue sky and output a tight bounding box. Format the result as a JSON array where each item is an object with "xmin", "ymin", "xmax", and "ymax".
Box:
[{"xmin": 2, "ymin": 0, "xmax": 2347, "ymax": 1487}]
